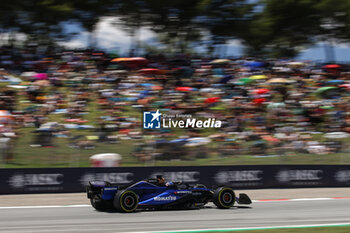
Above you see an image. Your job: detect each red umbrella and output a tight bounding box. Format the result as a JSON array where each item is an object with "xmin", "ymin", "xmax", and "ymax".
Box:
[
  {"xmin": 111, "ymin": 57, "xmax": 148, "ymax": 68},
  {"xmin": 138, "ymin": 68, "xmax": 164, "ymax": 75},
  {"xmin": 152, "ymin": 85, "xmax": 163, "ymax": 90},
  {"xmin": 175, "ymin": 87, "xmax": 194, "ymax": 91},
  {"xmin": 253, "ymin": 98, "xmax": 266, "ymax": 105},
  {"xmin": 252, "ymin": 88, "xmax": 270, "ymax": 95},
  {"xmin": 64, "ymin": 118, "xmax": 88, "ymax": 123},
  {"xmin": 340, "ymin": 84, "xmax": 350, "ymax": 91},
  {"xmin": 205, "ymin": 97, "xmax": 221, "ymax": 104},
  {"xmin": 0, "ymin": 110, "xmax": 13, "ymax": 124},
  {"xmin": 323, "ymin": 64, "xmax": 340, "ymax": 69},
  {"xmin": 119, "ymin": 129, "xmax": 130, "ymax": 134},
  {"xmin": 261, "ymin": 135, "xmax": 280, "ymax": 142}
]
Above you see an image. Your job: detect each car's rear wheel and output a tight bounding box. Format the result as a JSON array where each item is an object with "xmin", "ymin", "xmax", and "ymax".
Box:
[
  {"xmin": 213, "ymin": 187, "xmax": 235, "ymax": 209},
  {"xmin": 114, "ymin": 190, "xmax": 139, "ymax": 213},
  {"xmin": 90, "ymin": 196, "xmax": 109, "ymax": 211}
]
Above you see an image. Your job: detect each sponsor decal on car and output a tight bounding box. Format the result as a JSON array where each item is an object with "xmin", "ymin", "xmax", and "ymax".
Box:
[
  {"xmin": 175, "ymin": 191, "xmax": 192, "ymax": 194},
  {"xmin": 154, "ymin": 196, "xmax": 177, "ymax": 201},
  {"xmin": 103, "ymin": 187, "xmax": 118, "ymax": 191}
]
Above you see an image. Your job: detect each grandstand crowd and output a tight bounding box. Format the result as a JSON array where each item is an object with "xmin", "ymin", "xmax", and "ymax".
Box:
[{"xmin": 1, "ymin": 45, "xmax": 350, "ymax": 164}]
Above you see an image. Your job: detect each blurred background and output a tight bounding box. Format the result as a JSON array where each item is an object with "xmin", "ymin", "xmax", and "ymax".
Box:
[{"xmin": 1, "ymin": 0, "xmax": 350, "ymax": 168}]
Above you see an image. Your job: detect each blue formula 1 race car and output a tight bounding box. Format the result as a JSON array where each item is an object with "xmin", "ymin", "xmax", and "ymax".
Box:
[{"xmin": 86, "ymin": 177, "xmax": 252, "ymax": 213}]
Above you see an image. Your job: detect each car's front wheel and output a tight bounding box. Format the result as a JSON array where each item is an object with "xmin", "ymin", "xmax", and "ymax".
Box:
[
  {"xmin": 213, "ymin": 187, "xmax": 235, "ymax": 209},
  {"xmin": 114, "ymin": 190, "xmax": 139, "ymax": 213}
]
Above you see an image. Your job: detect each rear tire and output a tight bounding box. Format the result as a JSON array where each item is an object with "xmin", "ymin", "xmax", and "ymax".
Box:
[
  {"xmin": 114, "ymin": 190, "xmax": 139, "ymax": 213},
  {"xmin": 213, "ymin": 187, "xmax": 235, "ymax": 209}
]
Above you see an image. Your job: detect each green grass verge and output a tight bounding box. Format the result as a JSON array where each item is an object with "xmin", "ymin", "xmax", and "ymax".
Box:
[
  {"xmin": 157, "ymin": 226, "xmax": 350, "ymax": 233},
  {"xmin": 233, "ymin": 226, "xmax": 350, "ymax": 233}
]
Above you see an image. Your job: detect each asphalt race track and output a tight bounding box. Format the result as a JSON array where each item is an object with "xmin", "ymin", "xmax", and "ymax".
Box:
[{"xmin": 0, "ymin": 199, "xmax": 350, "ymax": 233}]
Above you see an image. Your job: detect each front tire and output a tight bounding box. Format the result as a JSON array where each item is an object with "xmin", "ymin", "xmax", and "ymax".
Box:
[
  {"xmin": 213, "ymin": 187, "xmax": 235, "ymax": 209},
  {"xmin": 114, "ymin": 190, "xmax": 139, "ymax": 213}
]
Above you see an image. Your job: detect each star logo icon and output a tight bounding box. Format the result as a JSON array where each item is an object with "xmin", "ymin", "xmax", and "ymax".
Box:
[
  {"xmin": 143, "ymin": 110, "xmax": 162, "ymax": 129},
  {"xmin": 150, "ymin": 109, "xmax": 161, "ymax": 122}
]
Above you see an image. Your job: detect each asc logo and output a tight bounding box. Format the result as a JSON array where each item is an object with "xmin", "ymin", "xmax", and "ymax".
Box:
[
  {"xmin": 150, "ymin": 171, "xmax": 200, "ymax": 182},
  {"xmin": 215, "ymin": 170, "xmax": 263, "ymax": 184},
  {"xmin": 143, "ymin": 110, "xmax": 161, "ymax": 129},
  {"xmin": 276, "ymin": 170, "xmax": 323, "ymax": 183},
  {"xmin": 334, "ymin": 170, "xmax": 350, "ymax": 183},
  {"xmin": 8, "ymin": 174, "xmax": 64, "ymax": 188},
  {"xmin": 79, "ymin": 172, "xmax": 133, "ymax": 186}
]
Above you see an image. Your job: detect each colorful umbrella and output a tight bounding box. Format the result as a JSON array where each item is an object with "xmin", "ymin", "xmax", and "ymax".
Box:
[
  {"xmin": 244, "ymin": 61, "xmax": 264, "ymax": 68},
  {"xmin": 320, "ymin": 106, "xmax": 334, "ymax": 109},
  {"xmin": 140, "ymin": 83, "xmax": 154, "ymax": 87},
  {"xmin": 111, "ymin": 57, "xmax": 129, "ymax": 62},
  {"xmin": 261, "ymin": 135, "xmax": 280, "ymax": 142},
  {"xmin": 326, "ymin": 80, "xmax": 344, "ymax": 85},
  {"xmin": 34, "ymin": 73, "xmax": 48, "ymax": 80},
  {"xmin": 237, "ymin": 78, "xmax": 254, "ymax": 85},
  {"xmin": 90, "ymin": 153, "xmax": 121, "ymax": 167},
  {"xmin": 33, "ymin": 80, "xmax": 50, "ymax": 87},
  {"xmin": 315, "ymin": 86, "xmax": 338, "ymax": 94},
  {"xmin": 175, "ymin": 86, "xmax": 195, "ymax": 92},
  {"xmin": 339, "ymin": 84, "xmax": 350, "ymax": 90},
  {"xmin": 64, "ymin": 118, "xmax": 88, "ymax": 123},
  {"xmin": 111, "ymin": 57, "xmax": 148, "ymax": 67},
  {"xmin": 205, "ymin": 97, "xmax": 220, "ymax": 104},
  {"xmin": 210, "ymin": 59, "xmax": 231, "ymax": 65},
  {"xmin": 250, "ymin": 75, "xmax": 268, "ymax": 80},
  {"xmin": 287, "ymin": 61, "xmax": 305, "ymax": 68},
  {"xmin": 210, "ymin": 106, "xmax": 225, "ymax": 110},
  {"xmin": 252, "ymin": 88, "xmax": 270, "ymax": 95},
  {"xmin": 253, "ymin": 98, "xmax": 266, "ymax": 104},
  {"xmin": 185, "ymin": 137, "xmax": 211, "ymax": 147},
  {"xmin": 324, "ymin": 132, "xmax": 349, "ymax": 139},
  {"xmin": 0, "ymin": 110, "xmax": 13, "ymax": 123},
  {"xmin": 266, "ymin": 78, "xmax": 291, "ymax": 84},
  {"xmin": 138, "ymin": 68, "xmax": 165, "ymax": 75},
  {"xmin": 267, "ymin": 102, "xmax": 286, "ymax": 109},
  {"xmin": 323, "ymin": 64, "xmax": 340, "ymax": 69},
  {"xmin": 152, "ymin": 85, "xmax": 163, "ymax": 91}
]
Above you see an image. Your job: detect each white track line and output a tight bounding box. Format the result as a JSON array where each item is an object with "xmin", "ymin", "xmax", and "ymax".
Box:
[
  {"xmin": 253, "ymin": 197, "xmax": 350, "ymax": 202},
  {"xmin": 0, "ymin": 197, "xmax": 349, "ymax": 209},
  {"xmin": 0, "ymin": 204, "xmax": 90, "ymax": 209}
]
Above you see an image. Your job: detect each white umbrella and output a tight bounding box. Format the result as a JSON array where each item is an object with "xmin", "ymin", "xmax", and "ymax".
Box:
[
  {"xmin": 324, "ymin": 132, "xmax": 350, "ymax": 139},
  {"xmin": 199, "ymin": 88, "xmax": 219, "ymax": 92},
  {"xmin": 21, "ymin": 72, "xmax": 37, "ymax": 77},
  {"xmin": 185, "ymin": 137, "xmax": 211, "ymax": 147},
  {"xmin": 2, "ymin": 75, "xmax": 22, "ymax": 84},
  {"xmin": 90, "ymin": 153, "xmax": 121, "ymax": 167},
  {"xmin": 287, "ymin": 61, "xmax": 305, "ymax": 67},
  {"xmin": 7, "ymin": 85, "xmax": 28, "ymax": 89}
]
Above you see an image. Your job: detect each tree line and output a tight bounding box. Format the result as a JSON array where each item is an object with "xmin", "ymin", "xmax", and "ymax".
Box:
[{"xmin": 1, "ymin": 0, "xmax": 350, "ymax": 58}]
